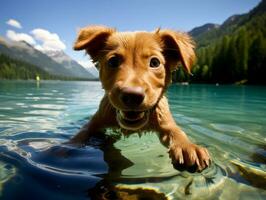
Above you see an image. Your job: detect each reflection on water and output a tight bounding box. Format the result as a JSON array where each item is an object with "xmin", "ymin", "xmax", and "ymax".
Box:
[{"xmin": 0, "ymin": 81, "xmax": 265, "ymax": 199}]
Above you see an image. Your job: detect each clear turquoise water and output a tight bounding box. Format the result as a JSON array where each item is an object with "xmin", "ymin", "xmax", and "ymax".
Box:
[{"xmin": 0, "ymin": 81, "xmax": 265, "ymax": 199}]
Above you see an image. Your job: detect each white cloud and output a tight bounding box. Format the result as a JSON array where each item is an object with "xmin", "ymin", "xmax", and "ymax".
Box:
[
  {"xmin": 6, "ymin": 19, "xmax": 22, "ymax": 29},
  {"xmin": 31, "ymin": 28, "xmax": 66, "ymax": 51},
  {"xmin": 34, "ymin": 44, "xmax": 44, "ymax": 51},
  {"xmin": 6, "ymin": 30, "xmax": 36, "ymax": 45}
]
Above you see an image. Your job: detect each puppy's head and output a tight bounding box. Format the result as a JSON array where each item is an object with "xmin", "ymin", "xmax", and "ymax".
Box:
[{"xmin": 74, "ymin": 25, "xmax": 195, "ymax": 130}]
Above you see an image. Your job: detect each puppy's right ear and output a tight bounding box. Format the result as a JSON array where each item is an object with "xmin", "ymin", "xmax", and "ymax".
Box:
[
  {"xmin": 157, "ymin": 29, "xmax": 195, "ymax": 74},
  {"xmin": 73, "ymin": 25, "xmax": 115, "ymax": 61}
]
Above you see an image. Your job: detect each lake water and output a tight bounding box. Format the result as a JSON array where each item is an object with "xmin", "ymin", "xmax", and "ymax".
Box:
[{"xmin": 0, "ymin": 80, "xmax": 265, "ymax": 199}]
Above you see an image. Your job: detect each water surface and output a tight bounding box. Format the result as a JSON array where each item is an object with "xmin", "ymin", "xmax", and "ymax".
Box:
[{"xmin": 0, "ymin": 81, "xmax": 265, "ymax": 199}]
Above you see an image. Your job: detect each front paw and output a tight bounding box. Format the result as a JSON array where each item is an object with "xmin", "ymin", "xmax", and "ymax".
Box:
[{"xmin": 168, "ymin": 142, "xmax": 211, "ymax": 172}]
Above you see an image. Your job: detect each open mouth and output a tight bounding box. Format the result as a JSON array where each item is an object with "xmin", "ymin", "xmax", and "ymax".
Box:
[{"xmin": 116, "ymin": 110, "xmax": 150, "ymax": 131}]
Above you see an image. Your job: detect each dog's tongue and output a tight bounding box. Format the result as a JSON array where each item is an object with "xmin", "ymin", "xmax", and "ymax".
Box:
[{"xmin": 120, "ymin": 110, "xmax": 145, "ymax": 121}]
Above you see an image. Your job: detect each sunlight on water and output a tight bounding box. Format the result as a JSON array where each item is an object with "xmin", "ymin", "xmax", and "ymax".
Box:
[{"xmin": 0, "ymin": 81, "xmax": 265, "ymax": 199}]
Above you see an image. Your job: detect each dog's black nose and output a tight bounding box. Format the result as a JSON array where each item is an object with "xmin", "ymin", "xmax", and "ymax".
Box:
[{"xmin": 120, "ymin": 87, "xmax": 145, "ymax": 107}]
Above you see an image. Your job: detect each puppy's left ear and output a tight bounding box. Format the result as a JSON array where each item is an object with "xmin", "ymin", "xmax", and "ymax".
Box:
[{"xmin": 157, "ymin": 30, "xmax": 196, "ymax": 73}]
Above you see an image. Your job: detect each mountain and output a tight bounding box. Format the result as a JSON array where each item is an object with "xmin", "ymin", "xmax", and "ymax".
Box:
[
  {"xmin": 189, "ymin": 23, "xmax": 220, "ymax": 38},
  {"xmin": 174, "ymin": 0, "xmax": 266, "ymax": 84},
  {"xmin": 189, "ymin": 14, "xmax": 251, "ymax": 49},
  {"xmin": 0, "ymin": 54, "xmax": 77, "ymax": 80},
  {"xmin": 250, "ymin": 0, "xmax": 266, "ymax": 16},
  {"xmin": 0, "ymin": 37, "xmax": 95, "ymax": 79},
  {"xmin": 191, "ymin": 0, "xmax": 266, "ymax": 49},
  {"xmin": 44, "ymin": 50, "xmax": 96, "ymax": 79}
]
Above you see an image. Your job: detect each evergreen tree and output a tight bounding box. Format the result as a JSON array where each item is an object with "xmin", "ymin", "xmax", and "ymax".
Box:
[
  {"xmin": 248, "ymin": 33, "xmax": 266, "ymax": 84},
  {"xmin": 183, "ymin": 1, "xmax": 266, "ymax": 85},
  {"xmin": 235, "ymin": 28, "xmax": 249, "ymax": 80},
  {"xmin": 211, "ymin": 36, "xmax": 230, "ymax": 83}
]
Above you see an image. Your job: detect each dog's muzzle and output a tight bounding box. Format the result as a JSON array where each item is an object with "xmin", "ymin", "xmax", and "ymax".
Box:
[{"xmin": 116, "ymin": 110, "xmax": 150, "ymax": 131}]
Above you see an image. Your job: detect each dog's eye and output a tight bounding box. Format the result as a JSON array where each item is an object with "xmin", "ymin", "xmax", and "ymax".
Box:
[
  {"xmin": 107, "ymin": 56, "xmax": 120, "ymax": 68},
  {"xmin": 150, "ymin": 57, "xmax": 160, "ymax": 68}
]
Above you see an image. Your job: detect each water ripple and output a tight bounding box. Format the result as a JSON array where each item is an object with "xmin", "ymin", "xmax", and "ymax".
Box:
[
  {"xmin": 0, "ymin": 81, "xmax": 265, "ymax": 199},
  {"xmin": 211, "ymin": 123, "xmax": 245, "ymax": 133}
]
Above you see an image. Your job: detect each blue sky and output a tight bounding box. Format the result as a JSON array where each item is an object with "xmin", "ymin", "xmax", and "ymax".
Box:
[{"xmin": 0, "ymin": 0, "xmax": 261, "ymax": 71}]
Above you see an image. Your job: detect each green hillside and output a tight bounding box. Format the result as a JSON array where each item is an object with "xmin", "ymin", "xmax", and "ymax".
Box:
[
  {"xmin": 173, "ymin": 0, "xmax": 266, "ymax": 84},
  {"xmin": 0, "ymin": 37, "xmax": 95, "ymax": 80},
  {"xmin": 0, "ymin": 54, "xmax": 89, "ymax": 81}
]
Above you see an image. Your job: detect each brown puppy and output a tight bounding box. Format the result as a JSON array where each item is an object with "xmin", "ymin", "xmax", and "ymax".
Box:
[{"xmin": 70, "ymin": 25, "xmax": 210, "ymax": 171}]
